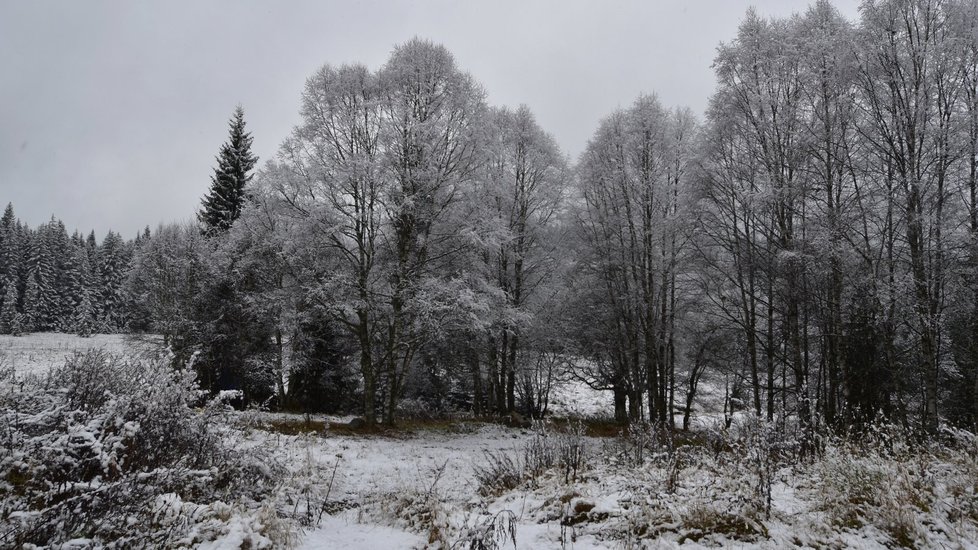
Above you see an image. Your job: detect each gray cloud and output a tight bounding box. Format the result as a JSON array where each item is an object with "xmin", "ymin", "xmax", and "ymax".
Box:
[{"xmin": 0, "ymin": 0, "xmax": 862, "ymax": 238}]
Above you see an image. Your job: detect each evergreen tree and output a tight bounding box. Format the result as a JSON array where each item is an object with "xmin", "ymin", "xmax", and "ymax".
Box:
[
  {"xmin": 198, "ymin": 106, "xmax": 258, "ymax": 233},
  {"xmin": 72, "ymin": 289, "xmax": 96, "ymax": 337},
  {"xmin": 0, "ymin": 281, "xmax": 17, "ymax": 335},
  {"xmin": 10, "ymin": 313, "xmax": 24, "ymax": 337},
  {"xmin": 51, "ymin": 221, "xmax": 82, "ymax": 330},
  {"xmin": 85, "ymin": 230, "xmax": 98, "ymax": 263},
  {"xmin": 73, "ymin": 246, "xmax": 96, "ymax": 327},
  {"xmin": 29, "ymin": 221, "xmax": 60, "ymax": 330},
  {"xmin": 21, "ymin": 271, "xmax": 40, "ymax": 333},
  {"xmin": 14, "ymin": 222, "xmax": 31, "ymax": 309},
  {"xmin": 0, "ymin": 204, "xmax": 17, "ymax": 293},
  {"xmin": 98, "ymin": 231, "xmax": 129, "ymax": 330}
]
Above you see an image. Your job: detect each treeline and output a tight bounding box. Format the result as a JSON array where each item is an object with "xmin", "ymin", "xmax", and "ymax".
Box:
[
  {"xmin": 574, "ymin": 0, "xmax": 978, "ymax": 441},
  {"xmin": 7, "ymin": 0, "xmax": 978, "ymax": 436},
  {"xmin": 0, "ymin": 204, "xmax": 143, "ymax": 336},
  {"xmin": 695, "ymin": 0, "xmax": 978, "ymax": 439}
]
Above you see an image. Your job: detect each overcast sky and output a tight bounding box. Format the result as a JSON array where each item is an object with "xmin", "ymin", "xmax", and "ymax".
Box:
[{"xmin": 0, "ymin": 0, "xmax": 862, "ymax": 238}]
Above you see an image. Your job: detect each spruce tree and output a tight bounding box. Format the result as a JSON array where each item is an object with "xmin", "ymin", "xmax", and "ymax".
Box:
[
  {"xmin": 0, "ymin": 204, "xmax": 17, "ymax": 291},
  {"xmin": 21, "ymin": 271, "xmax": 41, "ymax": 333},
  {"xmin": 98, "ymin": 231, "xmax": 128, "ymax": 330},
  {"xmin": 85, "ymin": 230, "xmax": 98, "ymax": 263},
  {"xmin": 10, "ymin": 313, "xmax": 24, "ymax": 337},
  {"xmin": 30, "ymin": 222, "xmax": 59, "ymax": 330},
  {"xmin": 72, "ymin": 289, "xmax": 96, "ymax": 337},
  {"xmin": 51, "ymin": 221, "xmax": 81, "ymax": 330},
  {"xmin": 198, "ymin": 106, "xmax": 258, "ymax": 233},
  {"xmin": 0, "ymin": 281, "xmax": 17, "ymax": 335}
]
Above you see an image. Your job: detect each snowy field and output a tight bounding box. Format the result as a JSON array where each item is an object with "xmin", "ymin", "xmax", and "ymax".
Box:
[
  {"xmin": 3, "ymin": 340, "xmax": 977, "ymax": 549},
  {"xmin": 0, "ymin": 332, "xmax": 162, "ymax": 376},
  {"xmin": 233, "ymin": 416, "xmax": 978, "ymax": 550}
]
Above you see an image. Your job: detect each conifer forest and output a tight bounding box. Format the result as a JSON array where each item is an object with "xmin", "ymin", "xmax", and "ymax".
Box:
[{"xmin": 3, "ymin": 1, "xmax": 978, "ymax": 548}]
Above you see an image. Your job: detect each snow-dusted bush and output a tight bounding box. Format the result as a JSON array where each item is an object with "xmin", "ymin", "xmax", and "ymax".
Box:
[
  {"xmin": 364, "ymin": 460, "xmax": 453, "ymax": 546},
  {"xmin": 0, "ymin": 349, "xmax": 286, "ymax": 548},
  {"xmin": 676, "ymin": 503, "xmax": 768, "ymax": 544},
  {"xmin": 451, "ymin": 510, "xmax": 518, "ymax": 550},
  {"xmin": 474, "ymin": 421, "xmax": 590, "ymax": 497},
  {"xmin": 521, "ymin": 421, "xmax": 590, "ymax": 485},
  {"xmin": 378, "ymin": 489, "xmax": 451, "ymax": 546},
  {"xmin": 816, "ymin": 422, "xmax": 978, "ymax": 548},
  {"xmin": 599, "ymin": 420, "xmax": 685, "ymax": 468},
  {"xmin": 819, "ymin": 446, "xmax": 923, "ymax": 546},
  {"xmin": 942, "ymin": 427, "xmax": 978, "ymax": 526},
  {"xmin": 606, "ymin": 416, "xmax": 788, "ymax": 545},
  {"xmin": 474, "ymin": 450, "xmax": 523, "ymax": 497}
]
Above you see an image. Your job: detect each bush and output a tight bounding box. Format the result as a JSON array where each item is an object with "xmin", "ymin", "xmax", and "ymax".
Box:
[
  {"xmin": 474, "ymin": 422, "xmax": 590, "ymax": 497},
  {"xmin": 600, "ymin": 421, "xmax": 669, "ymax": 468},
  {"xmin": 452, "ymin": 510, "xmax": 518, "ymax": 550},
  {"xmin": 0, "ymin": 350, "xmax": 286, "ymax": 548},
  {"xmin": 677, "ymin": 504, "xmax": 768, "ymax": 544},
  {"xmin": 816, "ymin": 424, "xmax": 945, "ymax": 548},
  {"xmin": 473, "ymin": 451, "xmax": 524, "ymax": 497}
]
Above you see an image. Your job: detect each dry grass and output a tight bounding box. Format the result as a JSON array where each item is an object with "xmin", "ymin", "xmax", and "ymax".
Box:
[{"xmin": 252, "ymin": 416, "xmax": 495, "ymax": 437}]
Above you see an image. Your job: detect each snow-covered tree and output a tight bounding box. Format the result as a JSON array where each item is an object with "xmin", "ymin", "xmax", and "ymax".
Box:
[
  {"xmin": 375, "ymin": 38, "xmax": 487, "ymax": 424},
  {"xmin": 473, "ymin": 105, "xmax": 568, "ymax": 414},
  {"xmin": 574, "ymin": 96, "xmax": 697, "ymax": 424},
  {"xmin": 0, "ymin": 280, "xmax": 18, "ymax": 335},
  {"xmin": 198, "ymin": 106, "xmax": 258, "ymax": 233},
  {"xmin": 0, "ymin": 203, "xmax": 17, "ymax": 290},
  {"xmin": 98, "ymin": 230, "xmax": 130, "ymax": 330},
  {"xmin": 259, "ymin": 39, "xmax": 488, "ymax": 425},
  {"xmin": 20, "ymin": 271, "xmax": 40, "ymax": 333},
  {"xmin": 72, "ymin": 289, "xmax": 96, "ymax": 337},
  {"xmin": 268, "ymin": 62, "xmax": 386, "ymax": 421},
  {"xmin": 126, "ymin": 223, "xmax": 205, "ymax": 351}
]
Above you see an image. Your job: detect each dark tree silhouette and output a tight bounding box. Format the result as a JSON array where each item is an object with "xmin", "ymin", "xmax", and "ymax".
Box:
[{"xmin": 198, "ymin": 106, "xmax": 258, "ymax": 233}]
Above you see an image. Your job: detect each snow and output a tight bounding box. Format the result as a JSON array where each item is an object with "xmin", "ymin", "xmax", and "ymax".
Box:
[
  {"xmin": 227, "ymin": 416, "xmax": 978, "ymax": 549},
  {"xmin": 0, "ymin": 332, "xmax": 160, "ymax": 376},
  {"xmin": 547, "ymin": 379, "xmax": 610, "ymax": 418},
  {"xmin": 5, "ymin": 340, "xmax": 976, "ymax": 549},
  {"xmin": 300, "ymin": 514, "xmax": 424, "ymax": 549},
  {"xmin": 239, "ymin": 420, "xmax": 528, "ymax": 502},
  {"xmin": 196, "ymin": 514, "xmax": 274, "ymax": 550}
]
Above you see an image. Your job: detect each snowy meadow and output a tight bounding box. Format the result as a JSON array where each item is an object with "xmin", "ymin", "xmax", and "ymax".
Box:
[{"xmin": 2, "ymin": 337, "xmax": 977, "ymax": 548}]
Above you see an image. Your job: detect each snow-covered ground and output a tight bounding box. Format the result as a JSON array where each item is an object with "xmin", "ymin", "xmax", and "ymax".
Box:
[
  {"xmin": 227, "ymin": 414, "xmax": 978, "ymax": 550},
  {"xmin": 547, "ymin": 380, "xmax": 610, "ymax": 418},
  {"xmin": 547, "ymin": 371, "xmax": 734, "ymax": 430},
  {"xmin": 4, "ymin": 339, "xmax": 976, "ymax": 549},
  {"xmin": 0, "ymin": 332, "xmax": 161, "ymax": 376},
  {"xmin": 237, "ymin": 418, "xmax": 527, "ymax": 503},
  {"xmin": 238, "ymin": 422, "xmax": 568, "ymax": 549}
]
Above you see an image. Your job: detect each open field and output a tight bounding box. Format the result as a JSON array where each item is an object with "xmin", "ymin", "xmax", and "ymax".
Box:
[
  {"xmin": 3, "ymin": 341, "xmax": 978, "ymax": 549},
  {"xmin": 0, "ymin": 333, "xmax": 163, "ymax": 376},
  {"xmin": 238, "ymin": 415, "xmax": 978, "ymax": 549}
]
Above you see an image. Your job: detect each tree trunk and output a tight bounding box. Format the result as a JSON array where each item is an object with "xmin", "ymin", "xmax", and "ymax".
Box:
[
  {"xmin": 506, "ymin": 332, "xmax": 518, "ymax": 412},
  {"xmin": 614, "ymin": 384, "xmax": 628, "ymax": 424}
]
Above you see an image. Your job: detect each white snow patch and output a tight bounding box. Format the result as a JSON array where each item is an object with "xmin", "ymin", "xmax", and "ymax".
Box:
[
  {"xmin": 0, "ymin": 332, "xmax": 161, "ymax": 376},
  {"xmin": 300, "ymin": 512, "xmax": 425, "ymax": 549}
]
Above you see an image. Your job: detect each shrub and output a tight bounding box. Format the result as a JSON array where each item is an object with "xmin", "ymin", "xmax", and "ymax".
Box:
[
  {"xmin": 816, "ymin": 426, "xmax": 938, "ymax": 548},
  {"xmin": 474, "ymin": 422, "xmax": 591, "ymax": 497},
  {"xmin": 677, "ymin": 504, "xmax": 768, "ymax": 544},
  {"xmin": 473, "ymin": 451, "xmax": 523, "ymax": 497},
  {"xmin": 0, "ymin": 349, "xmax": 286, "ymax": 548},
  {"xmin": 451, "ymin": 510, "xmax": 517, "ymax": 550}
]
